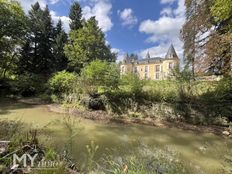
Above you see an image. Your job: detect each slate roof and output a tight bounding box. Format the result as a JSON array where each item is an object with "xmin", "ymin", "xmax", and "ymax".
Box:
[
  {"xmin": 165, "ymin": 44, "xmax": 178, "ymax": 59},
  {"xmin": 122, "ymin": 44, "xmax": 179, "ymax": 65},
  {"xmin": 136, "ymin": 57, "xmax": 163, "ymax": 64}
]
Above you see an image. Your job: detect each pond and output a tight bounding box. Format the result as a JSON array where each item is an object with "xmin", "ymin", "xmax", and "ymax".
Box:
[{"xmin": 0, "ymin": 99, "xmax": 231, "ymax": 173}]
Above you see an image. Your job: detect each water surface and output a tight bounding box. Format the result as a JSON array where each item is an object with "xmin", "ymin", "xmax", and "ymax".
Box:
[{"xmin": 0, "ymin": 99, "xmax": 231, "ymax": 173}]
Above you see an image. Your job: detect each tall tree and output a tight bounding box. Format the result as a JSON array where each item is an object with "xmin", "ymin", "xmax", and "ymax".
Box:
[
  {"xmin": 19, "ymin": 2, "xmax": 54, "ymax": 76},
  {"xmin": 52, "ymin": 19, "xmax": 68, "ymax": 71},
  {"xmin": 209, "ymin": 0, "xmax": 232, "ymax": 76},
  {"xmin": 69, "ymin": 1, "xmax": 83, "ymax": 30},
  {"xmin": 181, "ymin": 0, "xmax": 213, "ymax": 76},
  {"xmin": 181, "ymin": 0, "xmax": 232, "ymax": 76},
  {"xmin": 0, "ymin": 0, "xmax": 27, "ymax": 78},
  {"xmin": 64, "ymin": 17, "xmax": 116, "ymax": 73}
]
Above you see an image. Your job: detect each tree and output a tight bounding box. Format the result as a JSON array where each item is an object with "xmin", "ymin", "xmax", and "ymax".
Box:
[
  {"xmin": 181, "ymin": 0, "xmax": 232, "ymax": 76},
  {"xmin": 211, "ymin": 0, "xmax": 232, "ymax": 29},
  {"xmin": 19, "ymin": 2, "xmax": 54, "ymax": 76},
  {"xmin": 0, "ymin": 0, "xmax": 27, "ymax": 78},
  {"xmin": 120, "ymin": 73, "xmax": 145, "ymax": 94},
  {"xmin": 64, "ymin": 17, "xmax": 116, "ymax": 73},
  {"xmin": 52, "ymin": 19, "xmax": 68, "ymax": 71},
  {"xmin": 181, "ymin": 0, "xmax": 213, "ymax": 76},
  {"xmin": 69, "ymin": 1, "xmax": 83, "ymax": 30},
  {"xmin": 80, "ymin": 60, "xmax": 120, "ymax": 94},
  {"xmin": 209, "ymin": 0, "xmax": 232, "ymax": 76}
]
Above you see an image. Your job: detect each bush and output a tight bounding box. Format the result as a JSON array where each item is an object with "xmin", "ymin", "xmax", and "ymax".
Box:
[
  {"xmin": 80, "ymin": 60, "xmax": 120, "ymax": 95},
  {"xmin": 120, "ymin": 73, "xmax": 145, "ymax": 95},
  {"xmin": 48, "ymin": 71, "xmax": 77, "ymax": 94},
  {"xmin": 10, "ymin": 73, "xmax": 47, "ymax": 97}
]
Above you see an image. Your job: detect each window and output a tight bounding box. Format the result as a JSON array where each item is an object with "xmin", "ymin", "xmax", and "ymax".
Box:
[
  {"xmin": 144, "ymin": 66, "xmax": 149, "ymax": 79},
  {"xmin": 145, "ymin": 66, "xmax": 148, "ymax": 72},
  {"xmin": 155, "ymin": 73, "xmax": 159, "ymax": 80},
  {"xmin": 145, "ymin": 73, "xmax": 148, "ymax": 79},
  {"xmin": 168, "ymin": 62, "xmax": 174, "ymax": 69},
  {"xmin": 155, "ymin": 65, "xmax": 160, "ymax": 72},
  {"xmin": 134, "ymin": 67, "xmax": 137, "ymax": 73}
]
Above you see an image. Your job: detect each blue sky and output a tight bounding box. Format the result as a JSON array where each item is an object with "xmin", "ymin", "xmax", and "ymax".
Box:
[{"xmin": 18, "ymin": 0, "xmax": 185, "ymax": 61}]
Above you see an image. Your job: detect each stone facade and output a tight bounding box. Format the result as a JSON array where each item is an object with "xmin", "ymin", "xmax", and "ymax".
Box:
[{"xmin": 120, "ymin": 45, "xmax": 180, "ymax": 80}]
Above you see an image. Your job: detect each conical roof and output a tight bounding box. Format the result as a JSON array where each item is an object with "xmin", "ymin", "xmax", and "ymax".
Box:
[
  {"xmin": 145, "ymin": 51, "xmax": 151, "ymax": 59},
  {"xmin": 165, "ymin": 44, "xmax": 178, "ymax": 59}
]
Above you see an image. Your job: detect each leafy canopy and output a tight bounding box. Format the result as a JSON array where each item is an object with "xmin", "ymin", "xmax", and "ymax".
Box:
[
  {"xmin": 80, "ymin": 60, "xmax": 120, "ymax": 94},
  {"xmin": 211, "ymin": 0, "xmax": 232, "ymax": 22},
  {"xmin": 64, "ymin": 17, "xmax": 116, "ymax": 73},
  {"xmin": 0, "ymin": 0, "xmax": 27, "ymax": 78}
]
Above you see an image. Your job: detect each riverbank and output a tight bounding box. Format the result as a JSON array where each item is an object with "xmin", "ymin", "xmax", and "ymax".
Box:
[
  {"xmin": 47, "ymin": 103, "xmax": 231, "ymax": 137},
  {"xmin": 1, "ymin": 97, "xmax": 232, "ymax": 174},
  {"xmin": 2, "ymin": 97, "xmax": 231, "ymax": 137}
]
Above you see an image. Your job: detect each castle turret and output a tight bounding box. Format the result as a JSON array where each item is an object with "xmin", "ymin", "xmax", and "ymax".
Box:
[
  {"xmin": 145, "ymin": 51, "xmax": 151, "ymax": 59},
  {"xmin": 165, "ymin": 44, "xmax": 178, "ymax": 59}
]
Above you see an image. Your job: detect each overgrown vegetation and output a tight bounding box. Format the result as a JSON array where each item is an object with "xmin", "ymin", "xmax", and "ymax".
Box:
[
  {"xmin": 45, "ymin": 60, "xmax": 232, "ymax": 127},
  {"xmin": 0, "ymin": 0, "xmax": 232, "ymax": 173}
]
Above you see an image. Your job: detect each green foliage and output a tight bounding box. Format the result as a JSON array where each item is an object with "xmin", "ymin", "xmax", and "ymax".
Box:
[
  {"xmin": 0, "ymin": 120, "xmax": 23, "ymax": 139},
  {"xmin": 64, "ymin": 17, "xmax": 116, "ymax": 73},
  {"xmin": 0, "ymin": 0, "xmax": 26, "ymax": 40},
  {"xmin": 144, "ymin": 80, "xmax": 178, "ymax": 102},
  {"xmin": 98, "ymin": 145, "xmax": 203, "ymax": 174},
  {"xmin": 80, "ymin": 60, "xmax": 120, "ymax": 94},
  {"xmin": 0, "ymin": 0, "xmax": 27, "ymax": 78},
  {"xmin": 69, "ymin": 1, "xmax": 83, "ymax": 30},
  {"xmin": 9, "ymin": 73, "xmax": 47, "ymax": 96},
  {"xmin": 172, "ymin": 64, "xmax": 193, "ymax": 83},
  {"xmin": 120, "ymin": 73, "xmax": 145, "ymax": 94},
  {"xmin": 52, "ymin": 19, "xmax": 68, "ymax": 71},
  {"xmin": 48, "ymin": 71, "xmax": 77, "ymax": 94},
  {"xmin": 211, "ymin": 0, "xmax": 232, "ymax": 23},
  {"xmin": 86, "ymin": 141, "xmax": 99, "ymax": 172},
  {"xmin": 18, "ymin": 2, "xmax": 55, "ymax": 75}
]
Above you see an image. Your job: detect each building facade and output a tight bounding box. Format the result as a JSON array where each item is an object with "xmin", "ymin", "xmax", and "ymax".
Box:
[{"xmin": 120, "ymin": 45, "xmax": 180, "ymax": 80}]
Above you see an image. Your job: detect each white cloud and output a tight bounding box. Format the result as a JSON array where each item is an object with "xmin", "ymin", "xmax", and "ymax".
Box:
[
  {"xmin": 110, "ymin": 48, "xmax": 125, "ymax": 62},
  {"xmin": 49, "ymin": 0, "xmax": 60, "ymax": 4},
  {"xmin": 160, "ymin": 0, "xmax": 176, "ymax": 4},
  {"xmin": 50, "ymin": 11, "xmax": 70, "ymax": 33},
  {"xmin": 139, "ymin": 16, "xmax": 184, "ymax": 39},
  {"xmin": 82, "ymin": 0, "xmax": 113, "ymax": 32},
  {"xmin": 173, "ymin": 0, "xmax": 185, "ymax": 16},
  {"xmin": 17, "ymin": 0, "xmax": 70, "ymax": 32},
  {"xmin": 139, "ymin": 0, "xmax": 185, "ymax": 62},
  {"xmin": 111, "ymin": 48, "xmax": 120, "ymax": 54},
  {"xmin": 17, "ymin": 0, "xmax": 47, "ymax": 12},
  {"xmin": 160, "ymin": 7, "xmax": 173, "ymax": 17},
  {"xmin": 118, "ymin": 8, "xmax": 138, "ymax": 28},
  {"xmin": 17, "ymin": 0, "xmax": 114, "ymax": 33}
]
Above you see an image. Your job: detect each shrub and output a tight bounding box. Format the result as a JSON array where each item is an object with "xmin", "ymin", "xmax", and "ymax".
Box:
[
  {"xmin": 120, "ymin": 73, "xmax": 145, "ymax": 95},
  {"xmin": 80, "ymin": 60, "xmax": 120, "ymax": 95},
  {"xmin": 48, "ymin": 71, "xmax": 77, "ymax": 94},
  {"xmin": 10, "ymin": 73, "xmax": 47, "ymax": 96}
]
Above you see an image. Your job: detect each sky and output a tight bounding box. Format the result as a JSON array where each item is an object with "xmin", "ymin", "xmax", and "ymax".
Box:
[{"xmin": 17, "ymin": 0, "xmax": 186, "ymax": 61}]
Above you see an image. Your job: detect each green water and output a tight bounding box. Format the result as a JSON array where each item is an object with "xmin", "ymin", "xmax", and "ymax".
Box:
[{"xmin": 0, "ymin": 100, "xmax": 231, "ymax": 173}]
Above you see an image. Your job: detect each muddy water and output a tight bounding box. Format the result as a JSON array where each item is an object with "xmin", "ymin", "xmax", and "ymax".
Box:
[{"xmin": 0, "ymin": 100, "xmax": 231, "ymax": 173}]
